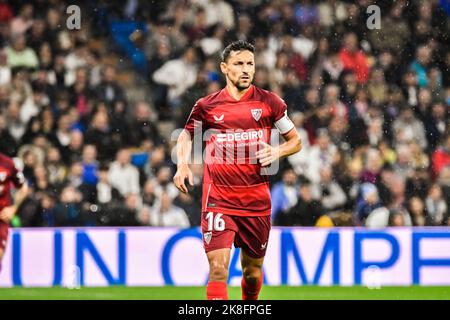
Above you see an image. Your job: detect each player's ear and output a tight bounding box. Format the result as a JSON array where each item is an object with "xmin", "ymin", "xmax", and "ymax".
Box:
[{"xmin": 220, "ymin": 61, "xmax": 228, "ymax": 75}]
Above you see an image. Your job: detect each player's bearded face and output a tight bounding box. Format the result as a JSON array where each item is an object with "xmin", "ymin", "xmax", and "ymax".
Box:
[{"xmin": 221, "ymin": 50, "xmax": 255, "ymax": 90}]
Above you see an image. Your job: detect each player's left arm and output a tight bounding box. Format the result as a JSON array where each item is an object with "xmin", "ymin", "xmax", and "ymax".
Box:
[
  {"xmin": 256, "ymin": 95, "xmax": 302, "ymax": 166},
  {"xmin": 256, "ymin": 128, "xmax": 302, "ymax": 167},
  {"xmin": 0, "ymin": 163, "xmax": 29, "ymax": 223}
]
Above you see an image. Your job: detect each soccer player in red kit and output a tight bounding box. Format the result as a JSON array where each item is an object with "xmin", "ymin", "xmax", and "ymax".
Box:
[
  {"xmin": 0, "ymin": 153, "xmax": 28, "ymax": 273},
  {"xmin": 174, "ymin": 40, "xmax": 301, "ymax": 300}
]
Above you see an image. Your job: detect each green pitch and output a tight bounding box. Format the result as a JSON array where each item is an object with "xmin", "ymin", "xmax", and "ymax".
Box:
[{"xmin": 0, "ymin": 286, "xmax": 448, "ymax": 300}]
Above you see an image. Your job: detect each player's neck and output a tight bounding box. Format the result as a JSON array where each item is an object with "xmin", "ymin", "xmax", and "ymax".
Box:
[{"xmin": 226, "ymin": 83, "xmax": 252, "ymax": 101}]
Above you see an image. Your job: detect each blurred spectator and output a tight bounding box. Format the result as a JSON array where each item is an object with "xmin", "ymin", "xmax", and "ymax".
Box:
[
  {"xmin": 10, "ymin": 4, "xmax": 33, "ymax": 36},
  {"xmin": 393, "ymin": 107, "xmax": 427, "ymax": 150},
  {"xmin": 150, "ymin": 165, "xmax": 179, "ymax": 201},
  {"xmin": 324, "ymin": 84, "xmax": 347, "ymax": 119},
  {"xmin": 410, "ymin": 45, "xmax": 433, "ymax": 88},
  {"xmin": 361, "ymin": 148, "xmax": 383, "ymax": 184},
  {"xmin": 339, "ymin": 159, "xmax": 363, "ymax": 210},
  {"xmin": 270, "ymin": 168, "xmax": 298, "ymax": 222},
  {"xmin": 152, "ymin": 46, "xmax": 198, "ymax": 108},
  {"xmin": 64, "ymin": 44, "xmax": 88, "ymax": 87},
  {"xmin": 64, "ymin": 129, "xmax": 83, "ymax": 164},
  {"xmin": 150, "ymin": 191, "xmax": 190, "ymax": 227},
  {"xmin": 109, "ymin": 148, "xmax": 140, "ymax": 197},
  {"xmin": 201, "ymin": 0, "xmax": 235, "ymax": 30},
  {"xmin": 54, "ymin": 185, "xmax": 85, "ymax": 226},
  {"xmin": 95, "ymin": 163, "xmax": 122, "ymax": 205},
  {"xmin": 81, "ymin": 144, "xmax": 98, "ymax": 186},
  {"xmin": 425, "ymin": 102, "xmax": 447, "ymax": 151},
  {"xmin": 392, "ymin": 144, "xmax": 414, "ymax": 182},
  {"xmin": 367, "ymin": 117, "xmax": 384, "ymax": 147},
  {"xmin": 317, "ymin": 1, "xmax": 347, "ymax": 28},
  {"xmin": 101, "ymin": 193, "xmax": 140, "ymax": 227},
  {"xmin": 355, "ymin": 183, "xmax": 382, "ymax": 226},
  {"xmin": 5, "ymin": 34, "xmax": 38, "ymax": 69},
  {"xmin": 233, "ymin": 13, "xmax": 252, "ymax": 42},
  {"xmin": 173, "ymin": 191, "xmax": 201, "ymax": 227},
  {"xmin": 311, "ymin": 166, "xmax": 346, "ymax": 212},
  {"xmin": 321, "ymin": 48, "xmax": 344, "ymax": 85},
  {"xmin": 275, "ymin": 182, "xmax": 324, "ymax": 226},
  {"xmin": 66, "ymin": 161, "xmax": 83, "ymax": 189},
  {"xmin": 366, "ymin": 205, "xmax": 412, "ymax": 228},
  {"xmin": 0, "ymin": 113, "xmax": 17, "ymax": 156},
  {"xmin": 367, "ymin": 68, "xmax": 387, "ymax": 107},
  {"xmin": 6, "ymin": 100, "xmax": 27, "ymax": 142},
  {"xmin": 339, "ymin": 32, "xmax": 369, "ymax": 84},
  {"xmin": 405, "ymin": 168, "xmax": 430, "ymax": 201},
  {"xmin": 84, "ymin": 110, "xmax": 117, "ymax": 162},
  {"xmin": 142, "ymin": 179, "xmax": 155, "ymax": 207},
  {"xmin": 50, "ymin": 112, "xmax": 72, "ymax": 152},
  {"xmin": 128, "ymin": 101, "xmax": 160, "ymax": 147},
  {"xmin": 402, "ymin": 70, "xmax": 419, "ymax": 107},
  {"xmin": 425, "ymin": 184, "xmax": 448, "ymax": 226},
  {"xmin": 432, "ymin": 134, "xmax": 450, "ymax": 177},
  {"xmin": 388, "ymin": 209, "xmax": 408, "ymax": 227},
  {"xmin": 408, "ymin": 196, "xmax": 430, "ymax": 226},
  {"xmin": 95, "ymin": 65, "xmax": 126, "ymax": 106},
  {"xmin": 45, "ymin": 146, "xmax": 67, "ymax": 187},
  {"xmin": 304, "ymin": 129, "xmax": 337, "ymax": 183},
  {"xmin": 68, "ymin": 67, "xmax": 93, "ymax": 116}
]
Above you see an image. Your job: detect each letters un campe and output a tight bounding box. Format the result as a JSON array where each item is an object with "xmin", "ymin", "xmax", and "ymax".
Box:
[{"xmin": 3, "ymin": 228, "xmax": 450, "ymax": 286}]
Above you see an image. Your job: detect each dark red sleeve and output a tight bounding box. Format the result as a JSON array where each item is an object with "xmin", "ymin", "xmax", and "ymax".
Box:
[
  {"xmin": 184, "ymin": 99, "xmax": 204, "ymax": 137},
  {"xmin": 270, "ymin": 93, "xmax": 288, "ymax": 122},
  {"xmin": 10, "ymin": 160, "xmax": 25, "ymax": 188}
]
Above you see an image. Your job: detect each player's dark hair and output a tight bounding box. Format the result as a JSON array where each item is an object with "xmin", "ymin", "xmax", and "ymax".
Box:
[{"xmin": 221, "ymin": 40, "xmax": 255, "ymax": 62}]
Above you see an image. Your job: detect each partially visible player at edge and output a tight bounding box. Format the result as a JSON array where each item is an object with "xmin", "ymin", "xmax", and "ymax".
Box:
[
  {"xmin": 0, "ymin": 152, "xmax": 28, "ymax": 273},
  {"xmin": 174, "ymin": 40, "xmax": 301, "ymax": 300}
]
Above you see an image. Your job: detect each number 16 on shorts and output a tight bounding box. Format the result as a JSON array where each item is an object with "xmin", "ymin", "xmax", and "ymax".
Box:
[
  {"xmin": 206, "ymin": 212, "xmax": 225, "ymax": 231},
  {"xmin": 203, "ymin": 212, "xmax": 227, "ymax": 247}
]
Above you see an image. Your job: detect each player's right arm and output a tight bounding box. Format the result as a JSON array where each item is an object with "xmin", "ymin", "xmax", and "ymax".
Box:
[
  {"xmin": 173, "ymin": 129, "xmax": 194, "ymax": 194},
  {"xmin": 173, "ymin": 100, "xmax": 204, "ymax": 194},
  {"xmin": 0, "ymin": 160, "xmax": 28, "ymax": 223}
]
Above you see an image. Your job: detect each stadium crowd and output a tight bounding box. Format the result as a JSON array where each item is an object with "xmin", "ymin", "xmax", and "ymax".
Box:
[{"xmin": 0, "ymin": 0, "xmax": 448, "ymax": 228}]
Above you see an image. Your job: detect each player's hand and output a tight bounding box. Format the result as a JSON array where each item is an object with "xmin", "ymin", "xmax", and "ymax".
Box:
[
  {"xmin": 255, "ymin": 141, "xmax": 280, "ymax": 167},
  {"xmin": 173, "ymin": 165, "xmax": 194, "ymax": 194},
  {"xmin": 0, "ymin": 206, "xmax": 17, "ymax": 223}
]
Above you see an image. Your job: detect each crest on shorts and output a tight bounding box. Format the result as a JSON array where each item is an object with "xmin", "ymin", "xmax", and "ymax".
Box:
[
  {"xmin": 204, "ymin": 232, "xmax": 212, "ymax": 245},
  {"xmin": 251, "ymin": 109, "xmax": 262, "ymax": 121}
]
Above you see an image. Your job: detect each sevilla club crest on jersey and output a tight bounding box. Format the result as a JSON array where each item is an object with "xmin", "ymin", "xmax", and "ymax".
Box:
[
  {"xmin": 251, "ymin": 109, "xmax": 262, "ymax": 121},
  {"xmin": 204, "ymin": 232, "xmax": 212, "ymax": 244},
  {"xmin": 0, "ymin": 171, "xmax": 6, "ymax": 182}
]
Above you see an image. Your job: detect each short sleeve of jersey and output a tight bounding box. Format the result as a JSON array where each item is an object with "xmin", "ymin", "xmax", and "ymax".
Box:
[
  {"xmin": 271, "ymin": 93, "xmax": 295, "ymax": 134},
  {"xmin": 11, "ymin": 159, "xmax": 25, "ymax": 188},
  {"xmin": 184, "ymin": 99, "xmax": 204, "ymax": 137},
  {"xmin": 271, "ymin": 93, "xmax": 288, "ymax": 122}
]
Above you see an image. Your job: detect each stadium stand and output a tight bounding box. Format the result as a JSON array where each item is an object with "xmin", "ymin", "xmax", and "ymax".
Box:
[{"xmin": 0, "ymin": 0, "xmax": 448, "ymax": 228}]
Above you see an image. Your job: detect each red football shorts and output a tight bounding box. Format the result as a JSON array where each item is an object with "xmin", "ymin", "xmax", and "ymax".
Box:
[
  {"xmin": 201, "ymin": 211, "xmax": 271, "ymax": 259},
  {"xmin": 0, "ymin": 221, "xmax": 8, "ymax": 252}
]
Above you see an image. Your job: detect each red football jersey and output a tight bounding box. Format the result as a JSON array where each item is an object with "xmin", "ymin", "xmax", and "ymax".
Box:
[
  {"xmin": 0, "ymin": 153, "xmax": 25, "ymax": 211},
  {"xmin": 184, "ymin": 85, "xmax": 291, "ymax": 216}
]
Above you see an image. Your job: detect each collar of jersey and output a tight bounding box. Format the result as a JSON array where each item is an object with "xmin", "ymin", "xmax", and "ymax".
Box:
[{"xmin": 223, "ymin": 84, "xmax": 254, "ymax": 102}]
